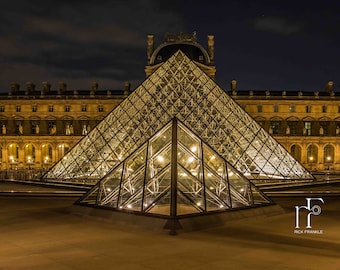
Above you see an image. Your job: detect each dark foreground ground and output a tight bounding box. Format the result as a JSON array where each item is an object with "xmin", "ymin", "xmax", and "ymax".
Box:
[{"xmin": 0, "ymin": 182, "xmax": 339, "ymax": 270}]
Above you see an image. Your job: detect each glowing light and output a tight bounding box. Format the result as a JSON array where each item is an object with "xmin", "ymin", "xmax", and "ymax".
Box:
[
  {"xmin": 190, "ymin": 146, "xmax": 197, "ymax": 152},
  {"xmin": 127, "ymin": 204, "xmax": 132, "ymax": 209},
  {"xmin": 228, "ymin": 171, "xmax": 234, "ymax": 177},
  {"xmin": 327, "ymin": 156, "xmax": 331, "ymax": 161},
  {"xmin": 188, "ymin": 156, "xmax": 194, "ymax": 163},
  {"xmin": 209, "ymin": 186, "xmax": 214, "ymax": 190},
  {"xmin": 196, "ymin": 202, "xmax": 201, "ymax": 206},
  {"xmin": 219, "ymin": 205, "xmax": 224, "ymax": 208},
  {"xmin": 157, "ymin": 156, "xmax": 164, "ymax": 162},
  {"xmin": 210, "ymin": 155, "xmax": 215, "ymax": 160},
  {"xmin": 106, "ymin": 188, "xmax": 111, "ymax": 192},
  {"xmin": 240, "ymin": 188, "xmax": 244, "ymax": 192},
  {"xmin": 207, "ymin": 173, "xmax": 212, "ymax": 177},
  {"xmin": 309, "ymin": 156, "xmax": 314, "ymax": 161}
]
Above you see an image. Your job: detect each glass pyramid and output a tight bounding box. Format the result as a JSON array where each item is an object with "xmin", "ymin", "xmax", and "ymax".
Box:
[
  {"xmin": 42, "ymin": 50, "xmax": 313, "ymax": 184},
  {"xmin": 76, "ymin": 118, "xmax": 271, "ymax": 218}
]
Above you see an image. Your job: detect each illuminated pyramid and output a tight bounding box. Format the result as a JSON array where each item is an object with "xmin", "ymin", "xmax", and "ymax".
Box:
[
  {"xmin": 76, "ymin": 118, "xmax": 272, "ymax": 230},
  {"xmin": 43, "ymin": 50, "xmax": 313, "ymax": 185}
]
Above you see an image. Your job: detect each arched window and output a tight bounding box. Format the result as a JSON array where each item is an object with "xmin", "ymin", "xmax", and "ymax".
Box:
[
  {"xmin": 24, "ymin": 144, "xmax": 36, "ymax": 166},
  {"xmin": 323, "ymin": 144, "xmax": 334, "ymax": 163},
  {"xmin": 41, "ymin": 143, "xmax": 53, "ymax": 165},
  {"xmin": 8, "ymin": 143, "xmax": 19, "ymax": 167},
  {"xmin": 290, "ymin": 144, "xmax": 301, "ymax": 162},
  {"xmin": 57, "ymin": 143, "xmax": 70, "ymax": 160},
  {"xmin": 307, "ymin": 144, "xmax": 318, "ymax": 163}
]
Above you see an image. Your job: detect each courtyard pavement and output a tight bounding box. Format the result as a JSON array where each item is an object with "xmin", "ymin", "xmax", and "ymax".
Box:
[{"xmin": 0, "ymin": 182, "xmax": 339, "ymax": 270}]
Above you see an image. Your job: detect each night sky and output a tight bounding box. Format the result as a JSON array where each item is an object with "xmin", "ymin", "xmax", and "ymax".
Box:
[{"xmin": 0, "ymin": 0, "xmax": 339, "ymax": 93}]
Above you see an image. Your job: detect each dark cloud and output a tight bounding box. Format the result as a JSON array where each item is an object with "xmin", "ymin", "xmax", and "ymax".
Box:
[
  {"xmin": 0, "ymin": 0, "xmax": 185, "ymax": 91},
  {"xmin": 0, "ymin": 0, "xmax": 339, "ymax": 92},
  {"xmin": 254, "ymin": 16, "xmax": 301, "ymax": 35}
]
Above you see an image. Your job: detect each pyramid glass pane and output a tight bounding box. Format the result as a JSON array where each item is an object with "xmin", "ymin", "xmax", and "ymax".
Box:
[
  {"xmin": 76, "ymin": 118, "xmax": 272, "ymax": 218},
  {"xmin": 45, "ymin": 50, "xmax": 313, "ymax": 185},
  {"xmin": 177, "ymin": 165, "xmax": 204, "ymax": 215},
  {"xmin": 144, "ymin": 166, "xmax": 171, "ymax": 214},
  {"xmin": 99, "ymin": 164, "xmax": 123, "ymax": 207}
]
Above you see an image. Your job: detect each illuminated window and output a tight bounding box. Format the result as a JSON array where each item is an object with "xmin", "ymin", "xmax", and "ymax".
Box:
[
  {"xmin": 289, "ymin": 104, "xmax": 295, "ymax": 112},
  {"xmin": 41, "ymin": 144, "xmax": 53, "ymax": 165},
  {"xmin": 8, "ymin": 143, "xmax": 19, "ymax": 166},
  {"xmin": 24, "ymin": 144, "xmax": 36, "ymax": 166},
  {"xmin": 304, "ymin": 122, "xmax": 312, "ymax": 136},
  {"xmin": 323, "ymin": 144, "xmax": 334, "ymax": 163},
  {"xmin": 307, "ymin": 144, "xmax": 318, "ymax": 163}
]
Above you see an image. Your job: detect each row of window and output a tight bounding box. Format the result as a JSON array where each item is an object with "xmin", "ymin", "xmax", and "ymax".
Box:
[
  {"xmin": 0, "ymin": 120, "xmax": 96, "ymax": 136},
  {"xmin": 290, "ymin": 144, "xmax": 335, "ymax": 164},
  {"xmin": 255, "ymin": 104, "xmax": 337, "ymax": 113},
  {"xmin": 0, "ymin": 104, "xmax": 104, "ymax": 113},
  {"xmin": 2, "ymin": 143, "xmax": 70, "ymax": 168},
  {"xmin": 266, "ymin": 121, "xmax": 340, "ymax": 136}
]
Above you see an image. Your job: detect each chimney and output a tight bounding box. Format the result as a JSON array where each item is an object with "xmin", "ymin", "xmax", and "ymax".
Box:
[
  {"xmin": 9, "ymin": 82, "xmax": 20, "ymax": 96},
  {"xmin": 124, "ymin": 81, "xmax": 131, "ymax": 96},
  {"xmin": 25, "ymin": 82, "xmax": 35, "ymax": 95},
  {"xmin": 147, "ymin": 35, "xmax": 154, "ymax": 65},
  {"xmin": 207, "ymin": 35, "xmax": 214, "ymax": 64},
  {"xmin": 58, "ymin": 82, "xmax": 67, "ymax": 94},
  {"xmin": 91, "ymin": 82, "xmax": 98, "ymax": 97},
  {"xmin": 41, "ymin": 82, "xmax": 51, "ymax": 96}
]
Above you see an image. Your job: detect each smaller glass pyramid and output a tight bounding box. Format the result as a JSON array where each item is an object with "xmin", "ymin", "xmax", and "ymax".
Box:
[{"xmin": 77, "ymin": 118, "xmax": 271, "ymax": 218}]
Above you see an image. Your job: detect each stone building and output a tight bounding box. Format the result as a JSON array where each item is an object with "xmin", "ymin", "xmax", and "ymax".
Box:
[{"xmin": 0, "ymin": 33, "xmax": 337, "ymax": 176}]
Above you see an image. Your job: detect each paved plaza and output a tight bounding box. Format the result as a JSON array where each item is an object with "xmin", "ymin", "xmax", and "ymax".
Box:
[{"xmin": 0, "ymin": 182, "xmax": 339, "ymax": 270}]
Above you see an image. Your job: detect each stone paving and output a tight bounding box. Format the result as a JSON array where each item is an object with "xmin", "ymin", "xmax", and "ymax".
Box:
[{"xmin": 0, "ymin": 184, "xmax": 339, "ymax": 270}]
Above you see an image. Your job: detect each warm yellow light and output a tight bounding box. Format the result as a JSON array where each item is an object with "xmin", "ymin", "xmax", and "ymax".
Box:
[
  {"xmin": 309, "ymin": 156, "xmax": 314, "ymax": 161},
  {"xmin": 190, "ymin": 146, "xmax": 197, "ymax": 153},
  {"xmin": 210, "ymin": 155, "xmax": 215, "ymax": 160},
  {"xmin": 157, "ymin": 156, "xmax": 164, "ymax": 162},
  {"xmin": 188, "ymin": 156, "xmax": 194, "ymax": 163},
  {"xmin": 327, "ymin": 156, "xmax": 331, "ymax": 161}
]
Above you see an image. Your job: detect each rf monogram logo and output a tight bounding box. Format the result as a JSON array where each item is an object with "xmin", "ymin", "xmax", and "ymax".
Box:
[{"xmin": 295, "ymin": 198, "xmax": 324, "ymax": 229}]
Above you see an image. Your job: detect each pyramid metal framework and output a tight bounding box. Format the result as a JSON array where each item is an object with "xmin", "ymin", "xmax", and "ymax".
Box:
[
  {"xmin": 76, "ymin": 118, "xmax": 272, "ymax": 220},
  {"xmin": 43, "ymin": 50, "xmax": 313, "ymax": 185}
]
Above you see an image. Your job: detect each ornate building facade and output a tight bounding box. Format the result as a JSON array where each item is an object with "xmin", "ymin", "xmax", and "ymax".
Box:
[
  {"xmin": 0, "ymin": 33, "xmax": 338, "ymax": 177},
  {"xmin": 231, "ymin": 87, "xmax": 339, "ymax": 172}
]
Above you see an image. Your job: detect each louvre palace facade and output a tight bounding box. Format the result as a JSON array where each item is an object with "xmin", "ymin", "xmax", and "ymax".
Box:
[{"xmin": 0, "ymin": 33, "xmax": 338, "ymax": 179}]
